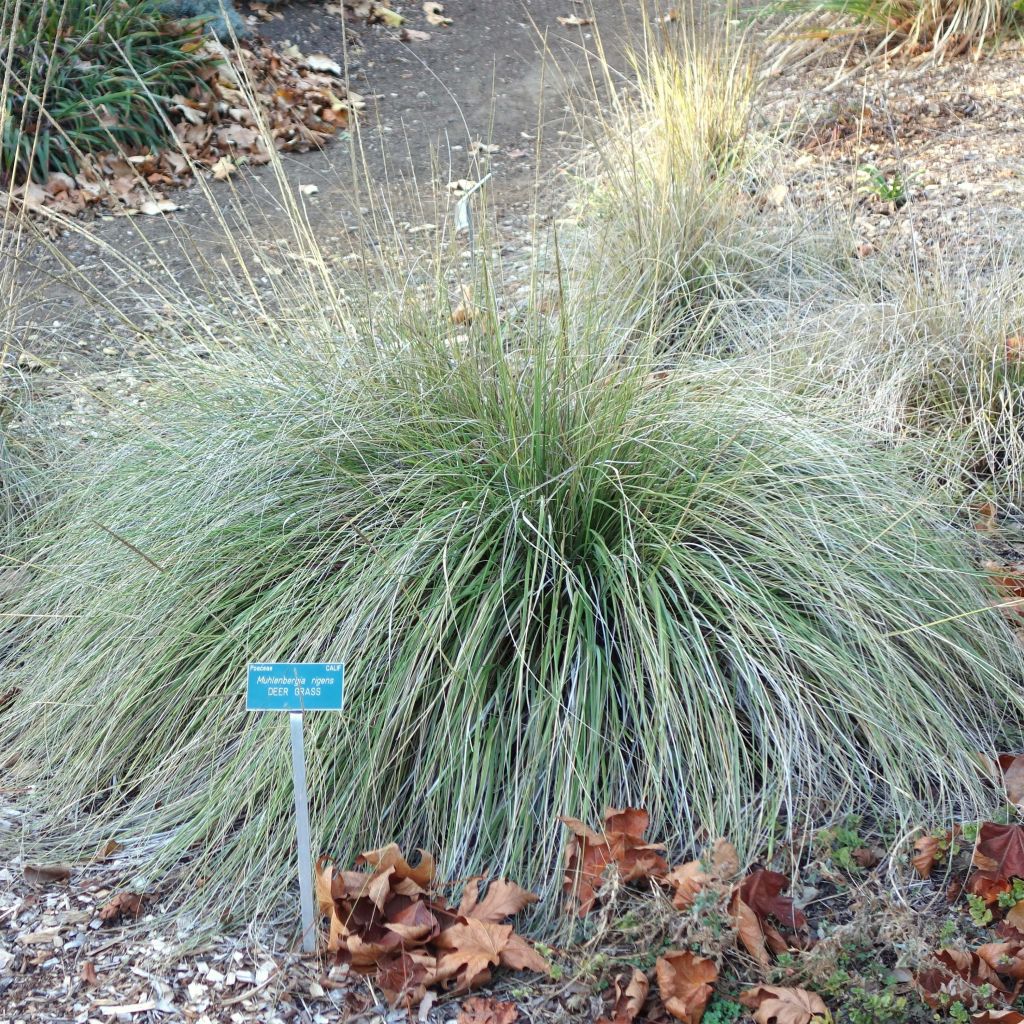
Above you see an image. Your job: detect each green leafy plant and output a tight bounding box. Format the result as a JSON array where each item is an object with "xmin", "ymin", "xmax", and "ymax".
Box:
[
  {"xmin": 967, "ymin": 893, "xmax": 994, "ymax": 926},
  {"xmin": 858, "ymin": 165, "xmax": 912, "ymax": 207},
  {"xmin": 1, "ymin": 0, "xmax": 209, "ymax": 183},
  {"xmin": 704, "ymin": 995, "xmax": 745, "ymax": 1024}
]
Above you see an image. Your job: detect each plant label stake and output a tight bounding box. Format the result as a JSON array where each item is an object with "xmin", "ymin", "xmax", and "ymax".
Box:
[{"xmin": 247, "ymin": 662, "xmax": 344, "ymax": 953}]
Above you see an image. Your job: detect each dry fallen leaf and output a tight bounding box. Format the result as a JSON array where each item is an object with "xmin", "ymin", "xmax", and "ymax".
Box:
[
  {"xmin": 303, "ymin": 53, "xmax": 343, "ymax": 76},
  {"xmin": 402, "ymin": 27, "xmax": 431, "ymax": 41},
  {"xmin": 457, "ymin": 996, "xmax": 519, "ymax": 1024},
  {"xmin": 557, "ymin": 15, "xmax": 593, "ymax": 26},
  {"xmin": 597, "ymin": 969, "xmax": 649, "ymax": 1024},
  {"xmin": 139, "ymin": 199, "xmax": 182, "ymax": 216},
  {"xmin": 740, "ymin": 985, "xmax": 829, "ymax": 1024},
  {"xmin": 210, "ymin": 156, "xmax": 237, "ymax": 181},
  {"xmin": 975, "ymin": 823, "xmax": 1024, "ymax": 879},
  {"xmin": 97, "ymin": 892, "xmax": 146, "ymax": 924},
  {"xmin": 23, "ymin": 863, "xmax": 72, "ymax": 885},
  {"xmin": 561, "ymin": 807, "xmax": 668, "ymax": 915},
  {"xmin": 423, "ymin": 1, "xmax": 452, "ymax": 26},
  {"xmin": 81, "ymin": 961, "xmax": 100, "ymax": 987},
  {"xmin": 656, "ymin": 950, "xmax": 718, "ymax": 1024}
]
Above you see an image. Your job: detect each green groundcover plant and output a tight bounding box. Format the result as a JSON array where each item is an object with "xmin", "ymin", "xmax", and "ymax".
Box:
[
  {"xmin": 2, "ymin": 311, "xmax": 1022, "ymax": 919},
  {"xmin": 0, "ymin": 0, "xmax": 209, "ymax": 184}
]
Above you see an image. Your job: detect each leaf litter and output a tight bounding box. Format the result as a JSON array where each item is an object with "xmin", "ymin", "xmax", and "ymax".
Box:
[{"xmin": 6, "ymin": 39, "xmax": 361, "ymax": 218}]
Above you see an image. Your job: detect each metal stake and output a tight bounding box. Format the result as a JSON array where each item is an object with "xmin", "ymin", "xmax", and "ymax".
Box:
[{"xmin": 289, "ymin": 711, "xmax": 316, "ymax": 953}]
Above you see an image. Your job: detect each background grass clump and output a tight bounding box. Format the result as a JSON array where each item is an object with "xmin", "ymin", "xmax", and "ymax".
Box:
[
  {"xmin": 0, "ymin": 0, "xmax": 209, "ymax": 184},
  {"xmin": 2, "ymin": 302, "xmax": 1022, "ymax": 918},
  {"xmin": 768, "ymin": 0, "xmax": 1021, "ymax": 58}
]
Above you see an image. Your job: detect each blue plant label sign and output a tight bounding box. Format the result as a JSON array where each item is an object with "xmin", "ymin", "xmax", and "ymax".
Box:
[{"xmin": 246, "ymin": 663, "xmax": 344, "ymax": 712}]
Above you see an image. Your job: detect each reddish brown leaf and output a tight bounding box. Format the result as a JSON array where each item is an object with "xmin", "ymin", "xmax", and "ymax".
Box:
[
  {"xmin": 80, "ymin": 962, "xmax": 99, "ymax": 987},
  {"xmin": 498, "ymin": 932, "xmax": 550, "ymax": 975},
  {"xmin": 973, "ymin": 1012, "xmax": 1024, "ymax": 1023},
  {"xmin": 597, "ymin": 969, "xmax": 649, "ymax": 1024},
  {"xmin": 913, "ymin": 833, "xmax": 944, "ymax": 879},
  {"xmin": 433, "ymin": 918, "xmax": 510, "ymax": 991},
  {"xmin": 357, "ymin": 844, "xmax": 436, "ymax": 887},
  {"xmin": 976, "ymin": 942, "xmax": 1024, "ymax": 983},
  {"xmin": 730, "ymin": 892, "xmax": 771, "ymax": 968},
  {"xmin": 968, "ymin": 871, "xmax": 1012, "ymax": 906},
  {"xmin": 457, "ymin": 997, "xmax": 519, "ymax": 1024},
  {"xmin": 97, "ymin": 892, "xmax": 145, "ymax": 924},
  {"xmin": 656, "ymin": 950, "xmax": 718, "ymax": 1024},
  {"xmin": 739, "ymin": 870, "xmax": 807, "ymax": 933},
  {"xmin": 561, "ymin": 807, "xmax": 668, "ymax": 916},
  {"xmin": 739, "ymin": 986, "xmax": 828, "ymax": 1024},
  {"xmin": 975, "ymin": 824, "xmax": 1024, "ymax": 879},
  {"xmin": 916, "ymin": 949, "xmax": 1009, "ymax": 1010},
  {"xmin": 666, "ymin": 839, "xmax": 740, "ymax": 911}
]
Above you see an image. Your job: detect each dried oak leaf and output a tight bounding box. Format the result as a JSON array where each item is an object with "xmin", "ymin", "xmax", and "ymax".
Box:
[
  {"xmin": 656, "ymin": 950, "xmax": 718, "ymax": 1024},
  {"xmin": 597, "ymin": 968, "xmax": 649, "ymax": 1024},
  {"xmin": 975, "ymin": 824, "xmax": 1024, "ymax": 879},
  {"xmin": 972, "ymin": 1012, "xmax": 1024, "ymax": 1023},
  {"xmin": 80, "ymin": 962, "xmax": 100, "ymax": 987},
  {"xmin": 97, "ymin": 892, "xmax": 145, "ymax": 924},
  {"xmin": 739, "ymin": 986, "xmax": 828, "ymax": 1024},
  {"xmin": 561, "ymin": 807, "xmax": 668, "ymax": 915},
  {"xmin": 457, "ymin": 996, "xmax": 519, "ymax": 1024}
]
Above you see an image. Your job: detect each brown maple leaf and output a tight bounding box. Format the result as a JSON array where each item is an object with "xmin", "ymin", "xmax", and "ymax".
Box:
[
  {"xmin": 977, "ymin": 941, "xmax": 1024, "ymax": 993},
  {"xmin": 656, "ymin": 950, "xmax": 718, "ymax": 1024},
  {"xmin": 597, "ymin": 969, "xmax": 649, "ymax": 1024},
  {"xmin": 730, "ymin": 891, "xmax": 771, "ymax": 968},
  {"xmin": 457, "ymin": 878, "xmax": 538, "ymax": 923},
  {"xmin": 434, "ymin": 918, "xmax": 511, "ymax": 991},
  {"xmin": 975, "ymin": 824, "xmax": 1024, "ymax": 879},
  {"xmin": 562, "ymin": 807, "xmax": 668, "ymax": 915},
  {"xmin": 665, "ymin": 839, "xmax": 740, "ymax": 911},
  {"xmin": 916, "ymin": 949, "xmax": 1010, "ymax": 1010},
  {"xmin": 739, "ymin": 986, "xmax": 828, "ymax": 1024},
  {"xmin": 456, "ymin": 996, "xmax": 519, "ymax": 1024},
  {"xmin": 913, "ymin": 829, "xmax": 960, "ymax": 879},
  {"xmin": 740, "ymin": 870, "xmax": 806, "ymax": 932}
]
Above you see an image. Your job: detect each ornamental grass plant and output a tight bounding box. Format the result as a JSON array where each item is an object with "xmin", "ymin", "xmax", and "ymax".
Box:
[
  {"xmin": 0, "ymin": 0, "xmax": 209, "ymax": 184},
  {"xmin": 2, "ymin": 283, "xmax": 1023, "ymax": 919}
]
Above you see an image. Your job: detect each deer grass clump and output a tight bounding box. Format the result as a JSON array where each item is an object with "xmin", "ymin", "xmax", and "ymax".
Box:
[
  {"xmin": 1, "ymin": 299, "xmax": 1022, "ymax": 921},
  {"xmin": 570, "ymin": 21, "xmax": 871, "ymax": 353},
  {"xmin": 773, "ymin": 0, "xmax": 1020, "ymax": 58},
  {"xmin": 0, "ymin": 0, "xmax": 209, "ymax": 184}
]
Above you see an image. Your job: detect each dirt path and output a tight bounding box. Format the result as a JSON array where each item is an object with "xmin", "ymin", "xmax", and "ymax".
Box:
[{"xmin": 5, "ymin": 0, "xmax": 641, "ymax": 382}]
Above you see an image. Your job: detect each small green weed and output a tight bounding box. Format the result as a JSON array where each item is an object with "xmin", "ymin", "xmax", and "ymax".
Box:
[
  {"xmin": 703, "ymin": 996, "xmax": 744, "ymax": 1024},
  {"xmin": 858, "ymin": 165, "xmax": 913, "ymax": 207}
]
